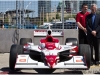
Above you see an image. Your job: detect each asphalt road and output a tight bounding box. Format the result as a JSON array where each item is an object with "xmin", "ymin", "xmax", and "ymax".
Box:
[{"xmin": 0, "ymin": 53, "xmax": 100, "ymax": 74}]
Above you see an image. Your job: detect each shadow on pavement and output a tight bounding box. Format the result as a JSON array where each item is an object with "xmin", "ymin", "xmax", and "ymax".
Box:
[
  {"xmin": 0, "ymin": 67, "xmax": 84, "ymax": 74},
  {"xmin": 63, "ymin": 71, "xmax": 83, "ymax": 74},
  {"xmin": 94, "ymin": 71, "xmax": 100, "ymax": 74},
  {"xmin": 34, "ymin": 69, "xmax": 56, "ymax": 74},
  {"xmin": 0, "ymin": 67, "xmax": 56, "ymax": 74},
  {"xmin": 0, "ymin": 67, "xmax": 37, "ymax": 74},
  {"xmin": 34, "ymin": 69, "xmax": 83, "ymax": 74}
]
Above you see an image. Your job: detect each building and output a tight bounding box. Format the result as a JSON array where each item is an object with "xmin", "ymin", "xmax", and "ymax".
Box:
[
  {"xmin": 38, "ymin": 0, "xmax": 51, "ymax": 17},
  {"xmin": 64, "ymin": 0, "xmax": 97, "ymax": 13},
  {"xmin": 65, "ymin": 0, "xmax": 71, "ymax": 13},
  {"xmin": 0, "ymin": 12, "xmax": 4, "ymax": 22},
  {"xmin": 39, "ymin": 11, "xmax": 76, "ymax": 22},
  {"xmin": 79, "ymin": 0, "xmax": 97, "ymax": 11},
  {"xmin": 2, "ymin": 9, "xmax": 34, "ymax": 25},
  {"xmin": 57, "ymin": 1, "xmax": 66, "ymax": 12},
  {"xmin": 65, "ymin": 0, "xmax": 78, "ymax": 13}
]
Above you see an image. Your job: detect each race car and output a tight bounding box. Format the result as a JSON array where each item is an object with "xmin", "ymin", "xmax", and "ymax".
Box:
[{"xmin": 9, "ymin": 29, "xmax": 91, "ymax": 73}]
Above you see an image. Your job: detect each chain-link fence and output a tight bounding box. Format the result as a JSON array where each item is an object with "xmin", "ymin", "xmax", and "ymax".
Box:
[{"xmin": 0, "ymin": 0, "xmax": 98, "ymax": 29}]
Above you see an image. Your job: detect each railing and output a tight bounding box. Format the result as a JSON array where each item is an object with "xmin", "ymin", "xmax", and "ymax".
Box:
[{"xmin": 3, "ymin": 24, "xmax": 77, "ymax": 29}]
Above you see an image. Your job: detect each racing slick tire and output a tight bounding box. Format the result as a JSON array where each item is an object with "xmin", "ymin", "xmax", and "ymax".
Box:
[
  {"xmin": 9, "ymin": 44, "xmax": 23, "ymax": 71},
  {"xmin": 65, "ymin": 38, "xmax": 78, "ymax": 46},
  {"xmin": 20, "ymin": 38, "xmax": 32, "ymax": 45},
  {"xmin": 79, "ymin": 44, "xmax": 91, "ymax": 69}
]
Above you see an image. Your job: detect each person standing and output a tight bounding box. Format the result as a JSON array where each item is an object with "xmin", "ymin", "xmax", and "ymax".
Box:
[
  {"xmin": 76, "ymin": 3, "xmax": 90, "ymax": 44},
  {"xmin": 86, "ymin": 4, "xmax": 100, "ymax": 65},
  {"xmin": 0, "ymin": 20, "xmax": 4, "ymax": 29}
]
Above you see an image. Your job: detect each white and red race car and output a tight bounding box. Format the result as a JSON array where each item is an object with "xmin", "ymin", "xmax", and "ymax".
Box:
[{"xmin": 9, "ymin": 29, "xmax": 91, "ymax": 73}]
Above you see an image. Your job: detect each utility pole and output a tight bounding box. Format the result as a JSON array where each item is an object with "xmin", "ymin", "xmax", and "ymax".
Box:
[
  {"xmin": 43, "ymin": 7, "xmax": 44, "ymax": 24},
  {"xmin": 32, "ymin": 11, "xmax": 34, "ymax": 24},
  {"xmin": 55, "ymin": 5, "xmax": 56, "ymax": 23},
  {"xmin": 16, "ymin": 0, "xmax": 18, "ymax": 27},
  {"xmin": 14, "ymin": 0, "xmax": 19, "ymax": 44},
  {"xmin": 22, "ymin": 0, "xmax": 24, "ymax": 26},
  {"xmin": 77, "ymin": 0, "xmax": 79, "ymax": 13},
  {"xmin": 19, "ymin": 1, "xmax": 22, "ymax": 28},
  {"xmin": 40, "ymin": 7, "xmax": 42, "ymax": 25},
  {"xmin": 70, "ymin": 1, "xmax": 73, "ymax": 18},
  {"xmin": 62, "ymin": 0, "xmax": 64, "ymax": 29},
  {"xmin": 61, "ymin": 3, "xmax": 62, "ymax": 22},
  {"xmin": 40, "ymin": 12, "xmax": 41, "ymax": 25}
]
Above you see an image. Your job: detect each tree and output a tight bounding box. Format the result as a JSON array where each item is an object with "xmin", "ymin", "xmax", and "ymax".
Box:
[
  {"xmin": 44, "ymin": 17, "xmax": 47, "ymax": 22},
  {"xmin": 4, "ymin": 17, "xmax": 9, "ymax": 24},
  {"xmin": 52, "ymin": 17, "xmax": 55, "ymax": 19},
  {"xmin": 56, "ymin": 13, "xmax": 60, "ymax": 19},
  {"xmin": 57, "ymin": 1, "xmax": 66, "ymax": 12}
]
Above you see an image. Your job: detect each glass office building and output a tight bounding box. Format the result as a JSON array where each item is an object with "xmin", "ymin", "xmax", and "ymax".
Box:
[
  {"xmin": 38, "ymin": 0, "xmax": 51, "ymax": 17},
  {"xmin": 65, "ymin": 0, "xmax": 97, "ymax": 13},
  {"xmin": 65, "ymin": 0, "xmax": 79, "ymax": 13},
  {"xmin": 79, "ymin": 0, "xmax": 97, "ymax": 11}
]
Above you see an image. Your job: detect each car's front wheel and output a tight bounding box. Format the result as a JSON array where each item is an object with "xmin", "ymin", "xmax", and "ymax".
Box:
[
  {"xmin": 79, "ymin": 44, "xmax": 91, "ymax": 69},
  {"xmin": 9, "ymin": 44, "xmax": 23, "ymax": 71}
]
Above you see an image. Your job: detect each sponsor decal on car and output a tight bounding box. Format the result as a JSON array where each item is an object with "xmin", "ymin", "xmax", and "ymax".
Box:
[
  {"xmin": 76, "ymin": 59, "xmax": 82, "ymax": 62},
  {"xmin": 19, "ymin": 59, "xmax": 26, "ymax": 62}
]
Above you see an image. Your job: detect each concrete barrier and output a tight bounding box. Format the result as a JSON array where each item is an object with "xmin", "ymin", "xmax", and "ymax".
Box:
[{"xmin": 0, "ymin": 29, "xmax": 78, "ymax": 53}]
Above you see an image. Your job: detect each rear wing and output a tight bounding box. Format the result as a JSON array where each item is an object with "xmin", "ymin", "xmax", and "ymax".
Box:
[{"xmin": 34, "ymin": 30, "xmax": 64, "ymax": 36}]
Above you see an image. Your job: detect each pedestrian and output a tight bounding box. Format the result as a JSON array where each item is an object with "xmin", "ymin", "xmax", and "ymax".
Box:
[
  {"xmin": 76, "ymin": 3, "xmax": 90, "ymax": 44},
  {"xmin": 86, "ymin": 3, "xmax": 100, "ymax": 65},
  {"xmin": 0, "ymin": 20, "xmax": 4, "ymax": 29}
]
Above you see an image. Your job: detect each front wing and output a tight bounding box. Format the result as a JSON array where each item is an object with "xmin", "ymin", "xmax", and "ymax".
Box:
[{"xmin": 15, "ymin": 55, "xmax": 87, "ymax": 69}]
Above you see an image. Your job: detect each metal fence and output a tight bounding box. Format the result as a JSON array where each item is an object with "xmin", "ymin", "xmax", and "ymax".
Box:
[{"xmin": 0, "ymin": 0, "xmax": 78, "ymax": 29}]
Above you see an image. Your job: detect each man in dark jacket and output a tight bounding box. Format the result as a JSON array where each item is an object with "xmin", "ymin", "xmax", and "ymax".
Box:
[{"xmin": 86, "ymin": 4, "xmax": 100, "ymax": 65}]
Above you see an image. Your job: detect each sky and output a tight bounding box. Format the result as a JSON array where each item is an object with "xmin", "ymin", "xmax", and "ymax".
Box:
[
  {"xmin": 0, "ymin": 0, "xmax": 100, "ymax": 17},
  {"xmin": 0, "ymin": 0, "xmax": 60, "ymax": 17}
]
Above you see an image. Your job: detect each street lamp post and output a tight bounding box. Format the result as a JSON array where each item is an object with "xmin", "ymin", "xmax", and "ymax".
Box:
[
  {"xmin": 3, "ymin": 12, "xmax": 5, "ymax": 23},
  {"xmin": 24, "ymin": 2, "xmax": 31, "ymax": 25},
  {"xmin": 19, "ymin": 1, "xmax": 22, "ymax": 27},
  {"xmin": 54, "ymin": 5, "xmax": 56, "ymax": 23},
  {"xmin": 32, "ymin": 11, "xmax": 35, "ymax": 24},
  {"xmin": 43, "ymin": 7, "xmax": 44, "ymax": 24},
  {"xmin": 70, "ymin": 1, "xmax": 73, "ymax": 17},
  {"xmin": 77, "ymin": 0, "xmax": 79, "ymax": 13},
  {"xmin": 22, "ymin": 0, "xmax": 24, "ymax": 26},
  {"xmin": 40, "ymin": 7, "xmax": 42, "ymax": 25},
  {"xmin": 16, "ymin": 0, "xmax": 18, "ymax": 28},
  {"xmin": 62, "ymin": 0, "xmax": 64, "ymax": 29}
]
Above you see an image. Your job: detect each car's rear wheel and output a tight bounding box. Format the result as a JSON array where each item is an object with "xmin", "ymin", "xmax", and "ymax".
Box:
[
  {"xmin": 65, "ymin": 38, "xmax": 78, "ymax": 46},
  {"xmin": 9, "ymin": 44, "xmax": 23, "ymax": 71},
  {"xmin": 20, "ymin": 38, "xmax": 32, "ymax": 45},
  {"xmin": 65, "ymin": 38, "xmax": 78, "ymax": 56},
  {"xmin": 79, "ymin": 44, "xmax": 91, "ymax": 69},
  {"xmin": 20, "ymin": 38, "xmax": 32, "ymax": 54}
]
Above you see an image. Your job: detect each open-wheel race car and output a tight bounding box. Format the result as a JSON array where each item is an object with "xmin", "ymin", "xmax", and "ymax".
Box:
[{"xmin": 9, "ymin": 29, "xmax": 91, "ymax": 73}]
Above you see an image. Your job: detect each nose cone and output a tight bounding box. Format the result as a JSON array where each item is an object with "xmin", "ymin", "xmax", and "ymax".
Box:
[{"xmin": 45, "ymin": 56, "xmax": 57, "ymax": 68}]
